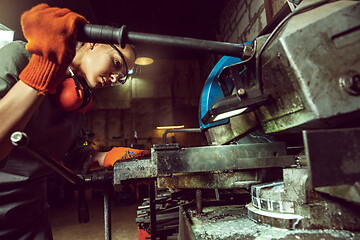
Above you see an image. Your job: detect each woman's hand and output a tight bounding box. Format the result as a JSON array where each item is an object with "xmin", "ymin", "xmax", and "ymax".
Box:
[
  {"xmin": 103, "ymin": 147, "xmax": 151, "ymax": 168},
  {"xmin": 19, "ymin": 3, "xmax": 88, "ymax": 94}
]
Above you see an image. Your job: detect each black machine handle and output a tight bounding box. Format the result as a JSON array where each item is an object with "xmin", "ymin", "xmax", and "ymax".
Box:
[{"xmin": 77, "ymin": 24, "xmax": 245, "ymax": 58}]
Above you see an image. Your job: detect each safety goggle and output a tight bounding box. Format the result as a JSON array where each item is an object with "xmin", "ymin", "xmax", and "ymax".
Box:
[{"xmin": 110, "ymin": 44, "xmax": 129, "ymax": 84}]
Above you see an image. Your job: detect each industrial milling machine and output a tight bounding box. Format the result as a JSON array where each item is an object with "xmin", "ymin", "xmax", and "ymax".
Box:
[{"xmin": 11, "ymin": 0, "xmax": 360, "ymax": 239}]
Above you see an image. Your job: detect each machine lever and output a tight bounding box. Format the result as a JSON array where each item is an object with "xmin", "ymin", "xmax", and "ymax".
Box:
[
  {"xmin": 77, "ymin": 24, "xmax": 245, "ymax": 58},
  {"xmin": 10, "ymin": 131, "xmax": 113, "ymax": 239},
  {"xmin": 10, "ymin": 131, "xmax": 84, "ymax": 185}
]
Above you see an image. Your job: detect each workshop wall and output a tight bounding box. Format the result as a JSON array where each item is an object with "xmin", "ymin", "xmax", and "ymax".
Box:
[
  {"xmin": 201, "ymin": 0, "xmax": 287, "ymax": 80},
  {"xmin": 85, "ymin": 59, "xmax": 206, "ymax": 151},
  {"xmin": 85, "ymin": 0, "xmax": 289, "ymax": 151}
]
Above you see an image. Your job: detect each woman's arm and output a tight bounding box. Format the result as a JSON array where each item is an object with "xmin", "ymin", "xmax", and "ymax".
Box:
[
  {"xmin": 0, "ymin": 4, "xmax": 88, "ymax": 162},
  {"xmin": 0, "ymin": 81, "xmax": 45, "ymax": 161}
]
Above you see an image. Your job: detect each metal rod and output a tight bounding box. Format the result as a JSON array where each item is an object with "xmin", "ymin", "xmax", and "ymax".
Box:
[
  {"xmin": 162, "ymin": 128, "xmax": 202, "ymax": 144},
  {"xmin": 10, "ymin": 132, "xmax": 84, "ymax": 185},
  {"xmin": 126, "ymin": 31, "xmax": 245, "ymax": 57},
  {"xmin": 78, "ymin": 187, "xmax": 90, "ymax": 223},
  {"xmin": 149, "ymin": 181, "xmax": 156, "ymax": 240},
  {"xmin": 104, "ymin": 190, "xmax": 112, "ymax": 240},
  {"xmin": 196, "ymin": 189, "xmax": 202, "ymax": 214},
  {"xmin": 78, "ymin": 24, "xmax": 245, "ymax": 58}
]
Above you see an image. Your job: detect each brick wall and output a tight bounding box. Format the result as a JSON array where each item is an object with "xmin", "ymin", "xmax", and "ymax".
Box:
[{"xmin": 201, "ymin": 0, "xmax": 287, "ymax": 80}]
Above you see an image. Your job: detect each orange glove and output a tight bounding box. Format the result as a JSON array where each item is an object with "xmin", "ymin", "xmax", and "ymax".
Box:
[
  {"xmin": 104, "ymin": 147, "xmax": 151, "ymax": 168},
  {"xmin": 19, "ymin": 3, "xmax": 88, "ymax": 94}
]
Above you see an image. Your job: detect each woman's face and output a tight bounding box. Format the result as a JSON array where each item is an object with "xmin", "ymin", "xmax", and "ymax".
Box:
[{"xmin": 79, "ymin": 43, "xmax": 135, "ymax": 89}]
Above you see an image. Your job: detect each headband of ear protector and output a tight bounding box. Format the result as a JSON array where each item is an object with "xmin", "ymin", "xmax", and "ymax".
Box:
[{"xmin": 55, "ymin": 67, "xmax": 95, "ymax": 113}]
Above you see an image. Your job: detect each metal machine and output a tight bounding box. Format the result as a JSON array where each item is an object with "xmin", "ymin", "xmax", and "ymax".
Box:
[
  {"xmin": 12, "ymin": 0, "xmax": 360, "ymax": 239},
  {"xmin": 115, "ymin": 0, "xmax": 360, "ymax": 239}
]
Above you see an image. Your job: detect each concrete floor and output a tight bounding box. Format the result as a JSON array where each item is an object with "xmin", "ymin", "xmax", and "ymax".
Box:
[{"xmin": 50, "ymin": 198, "xmax": 139, "ymax": 240}]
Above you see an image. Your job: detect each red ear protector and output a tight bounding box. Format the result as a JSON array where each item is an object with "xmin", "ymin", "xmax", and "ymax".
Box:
[{"xmin": 55, "ymin": 68, "xmax": 94, "ymax": 113}]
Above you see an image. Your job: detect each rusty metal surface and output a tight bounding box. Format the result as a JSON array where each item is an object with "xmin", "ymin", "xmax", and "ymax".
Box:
[
  {"xmin": 315, "ymin": 183, "xmax": 360, "ymax": 204},
  {"xmin": 257, "ymin": 1, "xmax": 360, "ymax": 133},
  {"xmin": 157, "ymin": 170, "xmax": 261, "ymax": 189},
  {"xmin": 113, "ymin": 158, "xmax": 156, "ymax": 191},
  {"xmin": 179, "ymin": 204, "xmax": 360, "ymax": 240},
  {"xmin": 154, "ymin": 142, "xmax": 290, "ymax": 176},
  {"xmin": 112, "ymin": 143, "xmax": 289, "ymax": 190},
  {"xmin": 205, "ymin": 109, "xmax": 259, "ymax": 145},
  {"xmin": 303, "ymin": 127, "xmax": 360, "ymax": 188}
]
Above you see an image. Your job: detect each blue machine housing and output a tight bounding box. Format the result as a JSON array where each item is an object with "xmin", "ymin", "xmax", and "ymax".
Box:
[{"xmin": 199, "ymin": 56, "xmax": 242, "ymax": 130}]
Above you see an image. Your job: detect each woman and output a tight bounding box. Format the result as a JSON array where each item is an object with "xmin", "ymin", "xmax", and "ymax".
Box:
[{"xmin": 0, "ymin": 3, "xmax": 148, "ymax": 239}]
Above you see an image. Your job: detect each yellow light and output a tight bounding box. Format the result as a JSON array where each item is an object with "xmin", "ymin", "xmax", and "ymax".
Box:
[
  {"xmin": 135, "ymin": 57, "xmax": 154, "ymax": 65},
  {"xmin": 156, "ymin": 125, "xmax": 185, "ymax": 130}
]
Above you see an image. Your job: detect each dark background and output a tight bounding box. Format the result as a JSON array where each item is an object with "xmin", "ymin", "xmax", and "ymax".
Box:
[{"xmin": 1, "ymin": 0, "xmax": 226, "ymax": 59}]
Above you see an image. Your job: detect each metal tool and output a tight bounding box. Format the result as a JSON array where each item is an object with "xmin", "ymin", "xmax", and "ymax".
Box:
[
  {"xmin": 11, "ymin": 132, "xmax": 113, "ymax": 240},
  {"xmin": 162, "ymin": 128, "xmax": 202, "ymax": 144},
  {"xmin": 77, "ymin": 24, "xmax": 246, "ymax": 58}
]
